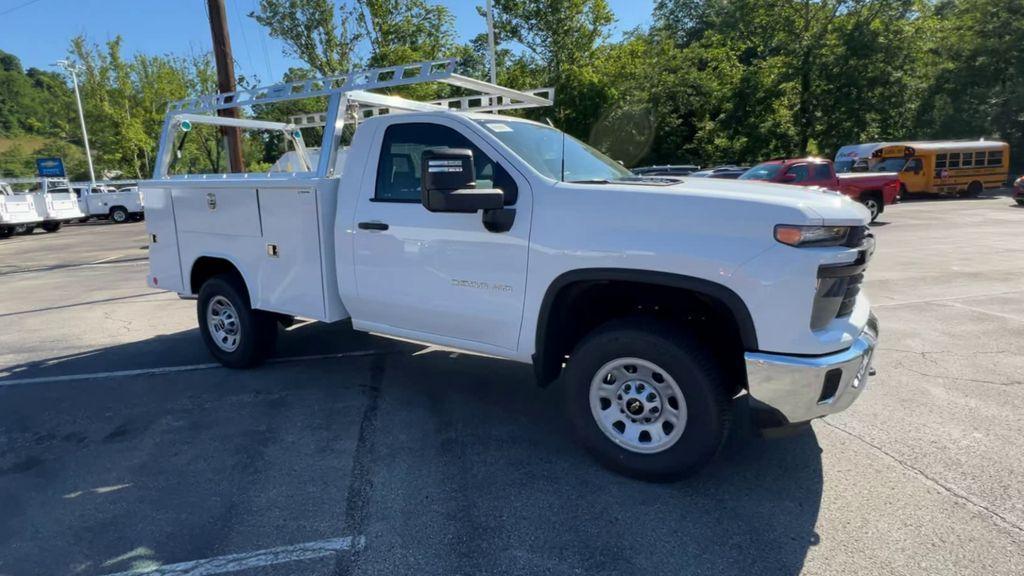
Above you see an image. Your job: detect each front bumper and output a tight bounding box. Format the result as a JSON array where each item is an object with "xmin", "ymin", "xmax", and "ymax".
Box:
[{"xmin": 744, "ymin": 314, "xmax": 878, "ymax": 427}]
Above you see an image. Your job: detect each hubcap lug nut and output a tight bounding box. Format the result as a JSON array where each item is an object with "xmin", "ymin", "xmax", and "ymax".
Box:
[
  {"xmin": 646, "ymin": 393, "xmax": 656, "ymax": 402},
  {"xmin": 624, "ymin": 384, "xmax": 631, "ymax": 393},
  {"xmin": 650, "ymin": 406, "xmax": 659, "ymax": 414},
  {"xmin": 637, "ymin": 383, "xmax": 645, "ymax": 392}
]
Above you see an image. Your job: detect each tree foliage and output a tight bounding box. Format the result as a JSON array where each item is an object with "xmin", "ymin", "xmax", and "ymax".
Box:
[{"xmin": 2, "ymin": 0, "xmax": 1023, "ymax": 180}]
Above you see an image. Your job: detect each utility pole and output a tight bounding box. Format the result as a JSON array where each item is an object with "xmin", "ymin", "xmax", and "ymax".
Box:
[
  {"xmin": 206, "ymin": 0, "xmax": 245, "ymax": 173},
  {"xmin": 486, "ymin": 0, "xmax": 497, "ymax": 84},
  {"xmin": 55, "ymin": 60, "xmax": 96, "ymax": 187}
]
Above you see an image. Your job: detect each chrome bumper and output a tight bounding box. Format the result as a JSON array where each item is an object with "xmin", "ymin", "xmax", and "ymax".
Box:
[{"xmin": 744, "ymin": 315, "xmax": 878, "ymax": 426}]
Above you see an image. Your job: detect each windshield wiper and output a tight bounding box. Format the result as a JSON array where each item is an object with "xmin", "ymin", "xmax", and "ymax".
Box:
[{"xmin": 567, "ymin": 179, "xmax": 612, "ymax": 184}]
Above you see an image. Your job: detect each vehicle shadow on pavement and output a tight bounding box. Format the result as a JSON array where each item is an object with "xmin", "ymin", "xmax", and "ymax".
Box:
[{"xmin": 0, "ymin": 324, "xmax": 823, "ymax": 576}]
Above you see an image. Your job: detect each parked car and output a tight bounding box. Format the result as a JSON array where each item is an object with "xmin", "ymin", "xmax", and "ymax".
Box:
[
  {"xmin": 689, "ymin": 165, "xmax": 749, "ymax": 179},
  {"xmin": 632, "ymin": 164, "xmax": 699, "ymax": 177},
  {"xmin": 146, "ymin": 60, "xmax": 877, "ymax": 480},
  {"xmin": 1013, "ymin": 175, "xmax": 1023, "ymax": 205},
  {"xmin": 740, "ymin": 157, "xmax": 900, "ymax": 221},
  {"xmin": 0, "ymin": 181, "xmax": 43, "ymax": 238}
]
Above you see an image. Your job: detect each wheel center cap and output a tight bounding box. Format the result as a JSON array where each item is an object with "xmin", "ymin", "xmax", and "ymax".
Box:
[{"xmin": 625, "ymin": 398, "xmax": 644, "ymax": 416}]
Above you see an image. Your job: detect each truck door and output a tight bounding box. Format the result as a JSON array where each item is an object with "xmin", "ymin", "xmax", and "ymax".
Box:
[{"xmin": 350, "ymin": 120, "xmax": 531, "ymax": 352}]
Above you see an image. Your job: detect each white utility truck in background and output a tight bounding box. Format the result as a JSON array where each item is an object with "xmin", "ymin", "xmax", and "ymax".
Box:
[
  {"xmin": 144, "ymin": 59, "xmax": 878, "ymax": 479},
  {"xmin": 0, "ymin": 181, "xmax": 43, "ymax": 238},
  {"xmin": 19, "ymin": 178, "xmax": 85, "ymax": 233},
  {"xmin": 53, "ymin": 181, "xmax": 144, "ymax": 223}
]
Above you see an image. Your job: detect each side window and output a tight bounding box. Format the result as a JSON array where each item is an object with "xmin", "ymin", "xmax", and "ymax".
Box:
[
  {"xmin": 948, "ymin": 153, "xmax": 961, "ymax": 169},
  {"xmin": 787, "ymin": 164, "xmax": 810, "ymax": 182},
  {"xmin": 904, "ymin": 158, "xmax": 924, "ymax": 173},
  {"xmin": 374, "ymin": 122, "xmax": 518, "ymax": 204},
  {"xmin": 961, "ymin": 152, "xmax": 974, "ymax": 168},
  {"xmin": 812, "ymin": 163, "xmax": 832, "ymax": 180},
  {"xmin": 935, "ymin": 153, "xmax": 947, "ymax": 169},
  {"xmin": 987, "ymin": 150, "xmax": 1003, "ymax": 166}
]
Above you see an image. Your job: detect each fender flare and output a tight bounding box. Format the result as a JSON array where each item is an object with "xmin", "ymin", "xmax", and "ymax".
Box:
[{"xmin": 532, "ymin": 268, "xmax": 759, "ymax": 384}]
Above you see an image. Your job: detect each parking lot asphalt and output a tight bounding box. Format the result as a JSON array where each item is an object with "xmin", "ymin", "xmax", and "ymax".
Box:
[{"xmin": 1, "ymin": 195, "xmax": 1023, "ymax": 576}]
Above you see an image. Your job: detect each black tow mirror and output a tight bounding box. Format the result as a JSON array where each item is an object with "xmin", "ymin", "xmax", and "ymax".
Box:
[{"xmin": 421, "ymin": 148, "xmax": 504, "ymax": 213}]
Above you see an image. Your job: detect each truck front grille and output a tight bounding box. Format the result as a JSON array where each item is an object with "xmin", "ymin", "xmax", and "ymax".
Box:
[{"xmin": 810, "ymin": 229, "xmax": 873, "ymax": 330}]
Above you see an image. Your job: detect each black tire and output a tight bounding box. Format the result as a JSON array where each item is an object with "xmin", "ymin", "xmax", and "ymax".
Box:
[
  {"xmin": 78, "ymin": 218, "xmax": 90, "ymax": 223},
  {"xmin": 110, "ymin": 206, "xmax": 130, "ymax": 223},
  {"xmin": 41, "ymin": 221, "xmax": 62, "ymax": 233},
  {"xmin": 197, "ymin": 274, "xmax": 278, "ymax": 368},
  {"xmin": 0, "ymin": 227, "xmax": 13, "ymax": 239},
  {"xmin": 1016, "ymin": 199, "xmax": 1024, "ymax": 206},
  {"xmin": 962, "ymin": 181, "xmax": 983, "ymax": 198},
  {"xmin": 861, "ymin": 194, "xmax": 881, "ymax": 222},
  {"xmin": 563, "ymin": 318, "xmax": 731, "ymax": 481}
]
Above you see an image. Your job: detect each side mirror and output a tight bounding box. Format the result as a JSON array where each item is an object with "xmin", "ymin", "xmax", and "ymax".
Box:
[
  {"xmin": 782, "ymin": 173, "xmax": 797, "ymax": 183},
  {"xmin": 420, "ymin": 148, "xmax": 504, "ymax": 213}
]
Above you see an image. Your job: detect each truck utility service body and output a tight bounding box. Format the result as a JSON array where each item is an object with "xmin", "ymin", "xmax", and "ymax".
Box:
[
  {"xmin": 22, "ymin": 178, "xmax": 85, "ymax": 232},
  {"xmin": 144, "ymin": 60, "xmax": 878, "ymax": 478},
  {"xmin": 0, "ymin": 182, "xmax": 43, "ymax": 237},
  {"xmin": 70, "ymin": 184, "xmax": 144, "ymax": 223}
]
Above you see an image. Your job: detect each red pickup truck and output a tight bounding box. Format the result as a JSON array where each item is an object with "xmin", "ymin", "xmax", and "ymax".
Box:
[{"xmin": 739, "ymin": 158, "xmax": 900, "ymax": 221}]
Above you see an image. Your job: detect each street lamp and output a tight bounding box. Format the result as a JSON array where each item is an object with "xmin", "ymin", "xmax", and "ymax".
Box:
[{"xmin": 53, "ymin": 59, "xmax": 96, "ymax": 187}]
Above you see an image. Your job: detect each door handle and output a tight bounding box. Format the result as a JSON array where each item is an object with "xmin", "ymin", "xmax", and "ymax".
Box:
[{"xmin": 358, "ymin": 221, "xmax": 389, "ymax": 231}]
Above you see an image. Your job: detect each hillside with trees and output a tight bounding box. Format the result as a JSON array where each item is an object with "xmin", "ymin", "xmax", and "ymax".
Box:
[{"xmin": 1, "ymin": 0, "xmax": 1021, "ymax": 181}]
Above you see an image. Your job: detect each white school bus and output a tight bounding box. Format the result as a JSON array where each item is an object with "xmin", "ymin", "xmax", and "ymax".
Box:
[{"xmin": 870, "ymin": 140, "xmax": 1010, "ymax": 196}]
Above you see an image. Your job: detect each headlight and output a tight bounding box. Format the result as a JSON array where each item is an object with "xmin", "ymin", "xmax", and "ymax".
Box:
[{"xmin": 774, "ymin": 224, "xmax": 850, "ymax": 247}]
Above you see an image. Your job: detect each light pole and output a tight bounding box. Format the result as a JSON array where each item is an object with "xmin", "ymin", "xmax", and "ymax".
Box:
[{"xmin": 54, "ymin": 59, "xmax": 96, "ymax": 187}]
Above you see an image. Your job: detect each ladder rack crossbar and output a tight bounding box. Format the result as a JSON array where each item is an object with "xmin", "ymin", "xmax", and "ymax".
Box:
[{"xmin": 288, "ymin": 87, "xmax": 555, "ymax": 128}]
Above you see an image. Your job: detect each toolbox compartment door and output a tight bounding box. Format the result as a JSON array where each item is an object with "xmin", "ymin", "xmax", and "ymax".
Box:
[
  {"xmin": 255, "ymin": 186, "xmax": 326, "ymax": 319},
  {"xmin": 143, "ymin": 186, "xmax": 185, "ymax": 293}
]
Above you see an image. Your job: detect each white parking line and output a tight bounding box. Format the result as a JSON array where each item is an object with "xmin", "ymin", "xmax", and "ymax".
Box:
[
  {"xmin": 0, "ymin": 350, "xmax": 382, "ymax": 387},
  {"xmin": 90, "ymin": 254, "xmax": 122, "ymax": 264},
  {"xmin": 99, "ymin": 535, "xmax": 365, "ymax": 576}
]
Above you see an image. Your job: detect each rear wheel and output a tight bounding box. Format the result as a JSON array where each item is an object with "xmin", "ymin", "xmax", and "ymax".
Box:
[
  {"xmin": 861, "ymin": 195, "xmax": 881, "ymax": 222},
  {"xmin": 0, "ymin": 227, "xmax": 13, "ymax": 239},
  {"xmin": 563, "ymin": 318, "xmax": 731, "ymax": 480},
  {"xmin": 197, "ymin": 274, "xmax": 278, "ymax": 368},
  {"xmin": 41, "ymin": 222, "xmax": 62, "ymax": 233},
  {"xmin": 961, "ymin": 180, "xmax": 983, "ymax": 198},
  {"xmin": 110, "ymin": 207, "xmax": 129, "ymax": 223}
]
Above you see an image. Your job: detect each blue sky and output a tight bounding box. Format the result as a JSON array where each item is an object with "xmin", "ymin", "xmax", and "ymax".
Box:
[{"xmin": 0, "ymin": 0, "xmax": 654, "ymax": 83}]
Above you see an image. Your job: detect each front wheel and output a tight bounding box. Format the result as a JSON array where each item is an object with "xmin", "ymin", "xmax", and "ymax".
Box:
[
  {"xmin": 563, "ymin": 318, "xmax": 731, "ymax": 480},
  {"xmin": 41, "ymin": 222, "xmax": 62, "ymax": 233},
  {"xmin": 197, "ymin": 275, "xmax": 278, "ymax": 368}
]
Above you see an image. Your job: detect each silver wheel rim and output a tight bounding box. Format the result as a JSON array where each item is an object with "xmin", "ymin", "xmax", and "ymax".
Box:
[
  {"xmin": 865, "ymin": 199, "xmax": 879, "ymax": 219},
  {"xmin": 207, "ymin": 295, "xmax": 241, "ymax": 352},
  {"xmin": 589, "ymin": 357, "xmax": 688, "ymax": 454},
  {"xmin": 113, "ymin": 211, "xmax": 126, "ymax": 222}
]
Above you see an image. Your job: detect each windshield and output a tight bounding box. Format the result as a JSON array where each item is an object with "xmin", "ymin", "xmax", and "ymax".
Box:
[
  {"xmin": 739, "ymin": 163, "xmax": 783, "ymax": 180},
  {"xmin": 476, "ymin": 120, "xmax": 633, "ymax": 182},
  {"xmin": 873, "ymin": 157, "xmax": 907, "ymax": 172}
]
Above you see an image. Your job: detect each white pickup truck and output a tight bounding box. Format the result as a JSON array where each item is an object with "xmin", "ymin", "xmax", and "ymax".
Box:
[
  {"xmin": 144, "ymin": 60, "xmax": 878, "ymax": 479},
  {"xmin": 0, "ymin": 182, "xmax": 43, "ymax": 238},
  {"xmin": 65, "ymin": 183, "xmax": 144, "ymax": 223},
  {"xmin": 18, "ymin": 178, "xmax": 86, "ymax": 233}
]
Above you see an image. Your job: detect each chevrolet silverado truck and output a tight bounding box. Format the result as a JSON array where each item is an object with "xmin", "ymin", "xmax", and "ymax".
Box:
[
  {"xmin": 143, "ymin": 60, "xmax": 878, "ymax": 479},
  {"xmin": 740, "ymin": 157, "xmax": 900, "ymax": 221},
  {"xmin": 0, "ymin": 182, "xmax": 43, "ymax": 238}
]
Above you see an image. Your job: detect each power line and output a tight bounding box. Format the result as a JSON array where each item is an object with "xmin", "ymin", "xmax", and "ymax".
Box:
[
  {"xmin": 251, "ymin": 0, "xmax": 274, "ymax": 81},
  {"xmin": 230, "ymin": 0, "xmax": 257, "ymax": 80},
  {"xmin": 0, "ymin": 0, "xmax": 45, "ymax": 17}
]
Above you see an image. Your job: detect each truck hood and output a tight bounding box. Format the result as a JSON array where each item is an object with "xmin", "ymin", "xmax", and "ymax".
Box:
[{"xmin": 597, "ymin": 177, "xmax": 871, "ymax": 226}]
